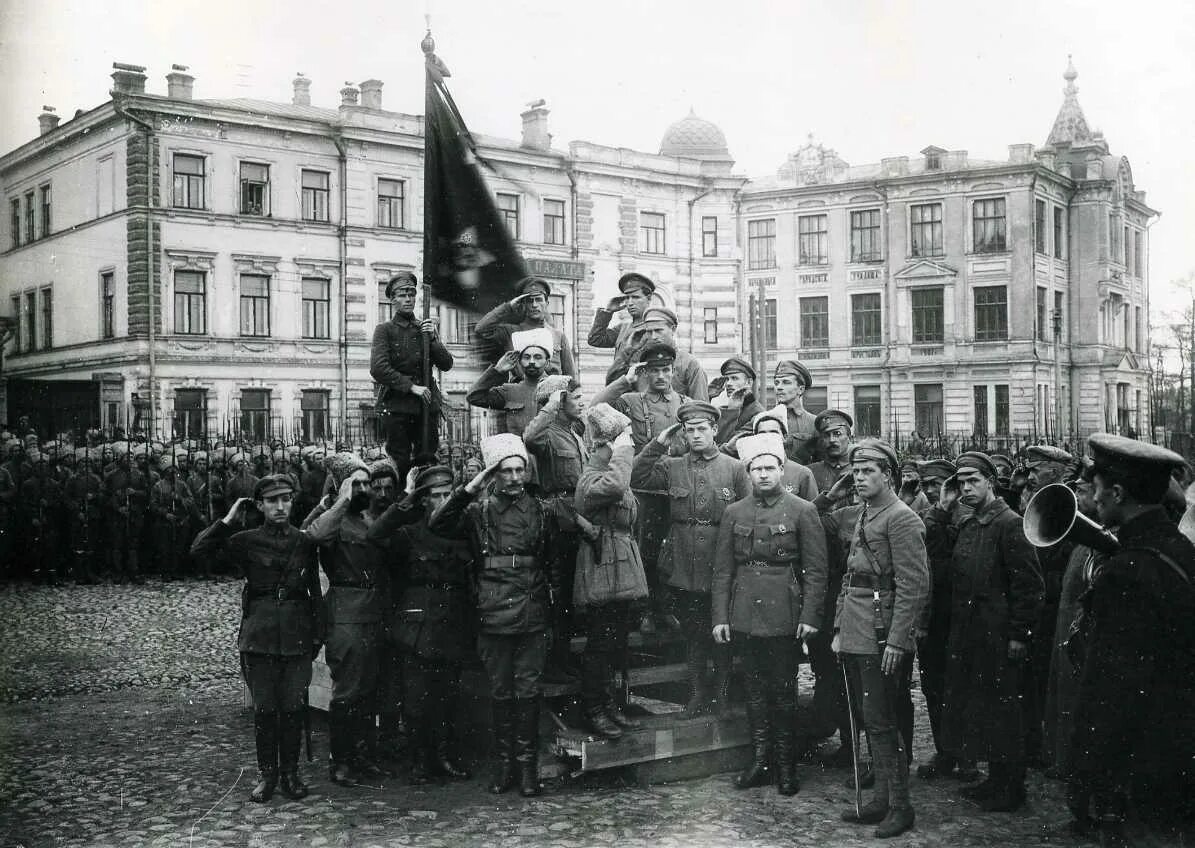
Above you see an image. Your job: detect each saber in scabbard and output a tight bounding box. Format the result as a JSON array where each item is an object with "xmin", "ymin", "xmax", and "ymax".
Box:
[{"xmin": 841, "ymin": 658, "xmax": 863, "ymax": 818}]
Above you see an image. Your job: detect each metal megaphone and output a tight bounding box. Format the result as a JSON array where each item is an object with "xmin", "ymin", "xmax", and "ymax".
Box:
[{"xmin": 1023, "ymin": 483, "xmax": 1119, "ymax": 555}]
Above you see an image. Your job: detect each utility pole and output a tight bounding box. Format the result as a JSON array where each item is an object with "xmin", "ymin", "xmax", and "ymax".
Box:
[{"xmin": 1053, "ymin": 308, "xmax": 1063, "ymax": 441}]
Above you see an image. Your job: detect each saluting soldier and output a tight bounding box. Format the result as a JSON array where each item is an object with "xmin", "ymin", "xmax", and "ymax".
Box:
[
  {"xmin": 624, "ymin": 308, "xmax": 709, "ymax": 401},
  {"xmin": 830, "ymin": 439, "xmax": 930, "ymax": 839},
  {"xmin": 466, "ymin": 329, "xmax": 556, "ymax": 439},
  {"xmin": 369, "ymin": 464, "xmax": 475, "ymax": 784},
  {"xmin": 191, "ymin": 475, "xmax": 326, "ymax": 803},
  {"xmin": 588, "ymin": 271, "xmax": 656, "ymax": 386},
  {"xmin": 369, "ymin": 271, "xmax": 454, "ymax": 481},
  {"xmin": 898, "ymin": 460, "xmax": 932, "ymax": 514},
  {"xmin": 632, "ymin": 400, "xmax": 750, "ymax": 717},
  {"xmin": 936, "ymin": 451, "xmax": 1043, "ymax": 813},
  {"xmin": 475, "ymin": 276, "xmax": 578, "ymax": 378},
  {"xmin": 429, "ymin": 434, "xmax": 558, "ymax": 798},
  {"xmin": 712, "ymin": 432, "xmax": 826, "ymax": 796},
  {"xmin": 1066, "ymin": 435, "xmax": 1195, "ymax": 845}
]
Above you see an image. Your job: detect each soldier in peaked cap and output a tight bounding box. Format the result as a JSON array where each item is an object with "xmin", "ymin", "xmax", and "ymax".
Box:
[
  {"xmin": 808, "ymin": 409, "xmax": 856, "ymax": 507},
  {"xmin": 712, "ymin": 432, "xmax": 827, "ymax": 796},
  {"xmin": 735, "ymin": 409, "xmax": 818, "ymax": 501},
  {"xmin": 773, "ymin": 360, "xmax": 819, "ymax": 463},
  {"xmin": 713, "ymin": 357, "xmax": 764, "ymax": 446},
  {"xmin": 623, "ymin": 307, "xmax": 709, "ymax": 401},
  {"xmin": 632, "ymin": 399, "xmax": 751, "ymax": 717},
  {"xmin": 1066, "ymin": 434, "xmax": 1195, "ymax": 843},
  {"xmin": 370, "ymin": 271, "xmax": 455, "ymax": 484},
  {"xmin": 191, "ymin": 474, "xmax": 326, "ymax": 804},
  {"xmin": 932, "ymin": 451, "xmax": 1043, "ymax": 814},
  {"xmin": 589, "ymin": 271, "xmax": 656, "ymax": 385},
  {"xmin": 593, "ymin": 340, "xmax": 701, "ymax": 633},
  {"xmin": 475, "ymin": 275, "xmax": 578, "ymax": 378}
]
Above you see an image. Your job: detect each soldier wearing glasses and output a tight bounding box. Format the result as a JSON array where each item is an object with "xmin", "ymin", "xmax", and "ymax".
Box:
[{"xmin": 369, "ymin": 272, "xmax": 454, "ymax": 481}]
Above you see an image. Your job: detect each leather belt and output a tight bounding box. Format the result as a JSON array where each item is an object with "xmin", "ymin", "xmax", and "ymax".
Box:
[
  {"xmin": 673, "ymin": 518, "xmax": 714, "ymax": 526},
  {"xmin": 414, "ymin": 582, "xmax": 466, "ymax": 590},
  {"xmin": 744, "ymin": 560, "xmax": 795, "ymax": 570},
  {"xmin": 845, "ymin": 572, "xmax": 895, "ymax": 590},
  {"xmin": 247, "ymin": 586, "xmax": 309, "ymax": 602}
]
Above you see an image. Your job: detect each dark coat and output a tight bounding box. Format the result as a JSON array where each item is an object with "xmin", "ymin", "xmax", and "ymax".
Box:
[
  {"xmin": 369, "ymin": 313, "xmax": 454, "ymax": 415},
  {"xmin": 389, "ymin": 519, "xmax": 475, "ymax": 663},
  {"xmin": 1071, "ymin": 508, "xmax": 1195, "ymax": 805},
  {"xmin": 940, "ymin": 496, "xmax": 1044, "ymax": 763}
]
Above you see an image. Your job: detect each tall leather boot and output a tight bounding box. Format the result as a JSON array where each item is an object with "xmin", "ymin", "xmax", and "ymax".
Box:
[
  {"xmin": 961, "ymin": 762, "xmax": 1001, "ymax": 801},
  {"xmin": 843, "ymin": 730, "xmax": 892, "ymax": 825},
  {"xmin": 515, "ymin": 698, "xmax": 543, "ymax": 797},
  {"xmin": 277, "ymin": 711, "xmax": 309, "ymax": 800},
  {"xmin": 488, "ymin": 699, "xmax": 517, "ymax": 794},
  {"xmin": 582, "ymin": 652, "xmax": 623, "ymax": 740},
  {"xmin": 327, "ymin": 702, "xmax": 358, "ymax": 786},
  {"xmin": 876, "ymin": 730, "xmax": 915, "ymax": 837},
  {"xmin": 712, "ymin": 643, "xmax": 733, "ymax": 717},
  {"xmin": 376, "ymin": 711, "xmax": 406, "ymax": 762},
  {"xmin": 980, "ymin": 761, "xmax": 1026, "ymax": 813},
  {"xmin": 432, "ymin": 688, "xmax": 471, "ymax": 780},
  {"xmin": 775, "ymin": 692, "xmax": 800, "ymax": 796},
  {"xmin": 681, "ymin": 641, "xmax": 714, "ymax": 719},
  {"xmin": 353, "ymin": 708, "xmax": 394, "ymax": 779},
  {"xmin": 734, "ymin": 673, "xmax": 773, "ymax": 789},
  {"xmin": 249, "ymin": 709, "xmax": 279, "ymax": 803}
]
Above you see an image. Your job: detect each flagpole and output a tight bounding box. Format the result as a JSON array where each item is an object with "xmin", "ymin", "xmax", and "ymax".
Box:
[{"xmin": 420, "ymin": 27, "xmax": 436, "ymax": 460}]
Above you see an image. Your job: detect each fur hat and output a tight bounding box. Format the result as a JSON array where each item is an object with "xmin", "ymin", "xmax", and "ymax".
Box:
[
  {"xmin": 586, "ymin": 403, "xmax": 632, "ymax": 444},
  {"xmin": 327, "ymin": 451, "xmax": 368, "ymax": 487},
  {"xmin": 736, "ymin": 433, "xmax": 786, "ymax": 469},
  {"xmin": 535, "ymin": 374, "xmax": 573, "ymax": 406},
  {"xmin": 481, "ymin": 433, "xmax": 528, "ymax": 470},
  {"xmin": 511, "ymin": 328, "xmax": 554, "ymax": 357},
  {"xmin": 752, "ymin": 405, "xmax": 789, "ymax": 435}
]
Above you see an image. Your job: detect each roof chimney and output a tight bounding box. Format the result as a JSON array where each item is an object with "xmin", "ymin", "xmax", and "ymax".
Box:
[
  {"xmin": 166, "ymin": 64, "xmax": 194, "ymax": 100},
  {"xmin": 340, "ymin": 83, "xmax": 359, "ymax": 107},
  {"xmin": 111, "ymin": 62, "xmax": 147, "ymax": 95},
  {"xmin": 359, "ymin": 79, "xmax": 383, "ymax": 110},
  {"xmin": 38, "ymin": 106, "xmax": 60, "ymax": 136},
  {"xmin": 520, "ymin": 100, "xmax": 550, "ymax": 151},
  {"xmin": 292, "ymin": 73, "xmax": 311, "ymax": 106}
]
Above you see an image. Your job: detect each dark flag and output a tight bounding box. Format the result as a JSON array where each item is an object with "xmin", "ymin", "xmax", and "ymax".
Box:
[{"xmin": 422, "ymin": 33, "xmax": 527, "ymax": 315}]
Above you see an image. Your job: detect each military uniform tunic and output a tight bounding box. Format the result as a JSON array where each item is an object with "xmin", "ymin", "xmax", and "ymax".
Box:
[{"xmin": 466, "ymin": 367, "xmax": 544, "ymax": 438}]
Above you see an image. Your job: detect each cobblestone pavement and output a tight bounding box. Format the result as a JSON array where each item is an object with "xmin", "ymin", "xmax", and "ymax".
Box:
[{"xmin": 0, "ymin": 581, "xmax": 1177, "ymax": 847}]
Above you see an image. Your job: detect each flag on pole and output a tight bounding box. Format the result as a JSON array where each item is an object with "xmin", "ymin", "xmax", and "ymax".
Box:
[{"xmin": 422, "ymin": 32, "xmax": 527, "ymax": 315}]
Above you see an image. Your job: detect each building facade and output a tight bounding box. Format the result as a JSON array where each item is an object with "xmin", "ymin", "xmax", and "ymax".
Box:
[{"xmin": 0, "ymin": 60, "xmax": 1153, "ymax": 444}]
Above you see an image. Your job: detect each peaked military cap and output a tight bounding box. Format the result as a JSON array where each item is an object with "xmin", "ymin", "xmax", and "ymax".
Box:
[
  {"xmin": 1083, "ymin": 433, "xmax": 1185, "ymax": 487},
  {"xmin": 677, "ymin": 401, "xmax": 720, "ymax": 425},
  {"xmin": 850, "ymin": 439, "xmax": 899, "ymax": 475},
  {"xmin": 720, "ymin": 356, "xmax": 756, "ymax": 380},
  {"xmin": 618, "ymin": 272, "xmax": 655, "ymax": 294},
  {"xmin": 253, "ymin": 474, "xmax": 296, "ymax": 500},
  {"xmin": 917, "ymin": 459, "xmax": 957, "ymax": 480},
  {"xmin": 414, "ymin": 464, "xmax": 454, "ymax": 490},
  {"xmin": 516, "ymin": 276, "xmax": 551, "ymax": 297},
  {"xmin": 385, "ymin": 271, "xmax": 418, "ymax": 298},
  {"xmin": 1025, "ymin": 444, "xmax": 1074, "ymax": 466},
  {"xmin": 638, "ymin": 341, "xmax": 676, "ymax": 366},
  {"xmin": 956, "ymin": 451, "xmax": 998, "ymax": 479},
  {"xmin": 814, "ymin": 408, "xmax": 853, "ymax": 433},
  {"xmin": 774, "ymin": 360, "xmax": 812, "ymax": 388},
  {"xmin": 642, "ymin": 307, "xmax": 679, "ymax": 329}
]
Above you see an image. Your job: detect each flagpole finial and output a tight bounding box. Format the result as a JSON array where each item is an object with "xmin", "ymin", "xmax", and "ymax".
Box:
[{"xmin": 421, "ymin": 27, "xmax": 435, "ymax": 56}]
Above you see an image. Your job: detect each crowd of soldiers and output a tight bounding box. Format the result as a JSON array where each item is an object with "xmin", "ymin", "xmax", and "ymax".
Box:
[{"xmin": 5, "ymin": 269, "xmax": 1193, "ymax": 847}]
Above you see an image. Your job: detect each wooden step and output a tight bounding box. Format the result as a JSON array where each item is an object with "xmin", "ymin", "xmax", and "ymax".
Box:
[{"xmin": 553, "ymin": 710, "xmax": 749, "ymax": 772}]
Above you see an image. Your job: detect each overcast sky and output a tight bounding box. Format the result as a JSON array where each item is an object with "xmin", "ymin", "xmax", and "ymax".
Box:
[{"xmin": 2, "ymin": 0, "xmax": 1193, "ymax": 318}]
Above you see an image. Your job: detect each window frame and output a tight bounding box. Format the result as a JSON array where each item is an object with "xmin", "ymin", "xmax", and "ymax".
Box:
[
  {"xmin": 703, "ymin": 307, "xmax": 718, "ymax": 344},
  {"xmin": 799, "ymin": 296, "xmax": 829, "ymax": 349},
  {"xmin": 300, "ymin": 389, "xmax": 330, "ymax": 443},
  {"xmin": 973, "ymin": 384, "xmax": 989, "ymax": 436},
  {"xmin": 173, "ymin": 270, "xmax": 207, "ymax": 336},
  {"xmin": 909, "ymin": 202, "xmax": 943, "ymax": 258},
  {"xmin": 301, "ymin": 276, "xmax": 331, "ymax": 340},
  {"xmin": 1034, "ymin": 198, "xmax": 1047, "ymax": 254},
  {"xmin": 378, "ymin": 281, "xmax": 395, "ymax": 324},
  {"xmin": 972, "ymin": 197, "xmax": 1007, "ymax": 254},
  {"xmin": 497, "ymin": 192, "xmax": 521, "ymax": 240},
  {"xmin": 543, "ymin": 198, "xmax": 566, "ymax": 245},
  {"xmin": 854, "ymin": 384, "xmax": 882, "ymax": 437},
  {"xmin": 850, "ymin": 208, "xmax": 882, "ymax": 262},
  {"xmin": 797, "ymin": 213, "xmax": 828, "ymax": 266},
  {"xmin": 174, "ymin": 388, "xmax": 208, "ymax": 441},
  {"xmin": 910, "ymin": 286, "xmax": 944, "ymax": 344},
  {"xmin": 764, "ymin": 298, "xmax": 778, "ymax": 350},
  {"xmin": 300, "ymin": 169, "xmax": 331, "ymax": 223},
  {"xmin": 640, "ymin": 211, "xmax": 666, "ymax": 255},
  {"xmin": 39, "ymin": 184, "xmax": 51, "ymax": 237},
  {"xmin": 238, "ymin": 161, "xmax": 271, "ymax": 217},
  {"xmin": 23, "ymin": 290, "xmax": 37, "ymax": 351},
  {"xmin": 238, "ymin": 273, "xmax": 271, "ymax": 337},
  {"xmin": 39, "ymin": 287, "xmax": 52, "ymax": 350},
  {"xmin": 172, "ymin": 153, "xmax": 206, "ymax": 210},
  {"xmin": 9, "ymin": 198, "xmax": 20, "ymax": 248},
  {"xmin": 851, "ymin": 291, "xmax": 882, "ymax": 347},
  {"xmin": 747, "ymin": 218, "xmax": 777, "ymax": 270},
  {"xmin": 701, "ymin": 216, "xmax": 718, "ymax": 257},
  {"xmin": 101, "ymin": 271, "xmax": 116, "ymax": 339},
  {"xmin": 240, "ymin": 389, "xmax": 271, "ymax": 441},
  {"xmin": 973, "ymin": 285, "xmax": 1009, "ymax": 342},
  {"xmin": 9, "ymin": 295, "xmax": 20, "ymax": 351},
  {"xmin": 914, "ymin": 383, "xmax": 944, "ymax": 437},
  {"xmin": 1053, "ymin": 205, "xmax": 1065, "ymax": 260},
  {"xmin": 995, "ymin": 384, "xmax": 1010, "ymax": 434},
  {"xmin": 24, "ymin": 191, "xmax": 36, "ymax": 242},
  {"xmin": 1036, "ymin": 286, "xmax": 1047, "ymax": 342},
  {"xmin": 377, "ymin": 178, "xmax": 405, "ymax": 229}
]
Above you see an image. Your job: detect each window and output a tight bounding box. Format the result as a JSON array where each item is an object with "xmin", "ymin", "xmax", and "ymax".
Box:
[
  {"xmin": 439, "ymin": 304, "xmax": 478, "ymax": 344},
  {"xmin": 101, "ymin": 272, "xmax": 115, "ymax": 339},
  {"xmin": 543, "ymin": 199, "xmax": 565, "ymax": 245},
  {"xmin": 548, "ymin": 294, "xmax": 567, "ymax": 339},
  {"xmin": 747, "ymin": 218, "xmax": 776, "ymax": 270},
  {"xmin": 973, "ymin": 385, "xmax": 989, "ymax": 437},
  {"xmin": 851, "ymin": 292, "xmax": 881, "ymax": 346},
  {"xmin": 1116, "ymin": 383, "xmax": 1131, "ymax": 433},
  {"xmin": 377, "ymin": 178, "xmax": 405, "ymax": 229},
  {"xmin": 172, "ymin": 154, "xmax": 205, "ymax": 209},
  {"xmin": 174, "ymin": 389, "xmax": 207, "ymax": 440},
  {"xmin": 1036, "ymin": 287, "xmax": 1047, "ymax": 341},
  {"xmin": 974, "ymin": 286, "xmax": 1008, "ymax": 341},
  {"xmin": 39, "ymin": 185, "xmax": 51, "ymax": 236},
  {"xmin": 240, "ymin": 389, "xmax": 271, "ymax": 441},
  {"xmin": 39, "ymin": 288, "xmax": 52, "ymax": 349},
  {"xmin": 301, "ymin": 170, "xmax": 330, "ymax": 222},
  {"xmin": 239, "ymin": 274, "xmax": 270, "ymax": 337},
  {"xmin": 1034, "ymin": 199, "xmax": 1047, "ymax": 254},
  {"xmin": 850, "ymin": 209, "xmax": 881, "ymax": 262},
  {"xmin": 302, "ymin": 277, "xmax": 330, "ymax": 339},
  {"xmin": 24, "ymin": 191, "xmax": 35, "ymax": 242},
  {"xmin": 1053, "ymin": 206, "xmax": 1065, "ymax": 259},
  {"xmin": 301, "ymin": 390, "xmax": 330, "ymax": 442},
  {"xmin": 9, "ymin": 198, "xmax": 19, "ymax": 248},
  {"xmin": 973, "ymin": 198, "xmax": 1006, "ymax": 253},
  {"xmin": 1108, "ymin": 213, "xmax": 1121, "ymax": 262},
  {"xmin": 1124, "ymin": 227, "xmax": 1131, "ymax": 272},
  {"xmin": 925, "ymin": 151, "xmax": 942, "ymax": 170},
  {"xmin": 1135, "ymin": 306, "xmax": 1144, "ymax": 354},
  {"xmin": 9, "ymin": 296, "xmax": 19, "ymax": 351},
  {"xmin": 703, "ymin": 307, "xmax": 718, "ymax": 344},
  {"xmin": 378, "ymin": 282, "xmax": 394, "ymax": 323},
  {"xmin": 798, "ymin": 214, "xmax": 828, "ymax": 265},
  {"xmin": 24, "ymin": 291, "xmax": 36, "ymax": 351},
  {"xmin": 995, "ymin": 385, "xmax": 1010, "ymax": 433},
  {"xmin": 497, "ymin": 193, "xmax": 520, "ymax": 240},
  {"xmin": 854, "ymin": 385, "xmax": 881, "ymax": 437},
  {"xmin": 799, "ymin": 296, "xmax": 829, "ymax": 348},
  {"xmin": 640, "ymin": 211, "xmax": 665, "ymax": 254},
  {"xmin": 1133, "ymin": 230, "xmax": 1143, "ymax": 278},
  {"xmin": 1054, "ymin": 292, "xmax": 1064, "ymax": 342},
  {"xmin": 701, "ymin": 216, "xmax": 718, "ymax": 257},
  {"xmin": 910, "ymin": 287, "xmax": 943, "ymax": 343},
  {"xmin": 239, "ymin": 162, "xmax": 270, "ymax": 216},
  {"xmin": 174, "ymin": 271, "xmax": 206, "ymax": 335},
  {"xmin": 764, "ymin": 298, "xmax": 777, "ymax": 350},
  {"xmin": 910, "ymin": 203, "xmax": 943, "ymax": 257},
  {"xmin": 914, "ymin": 384, "xmax": 944, "ymax": 436}
]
